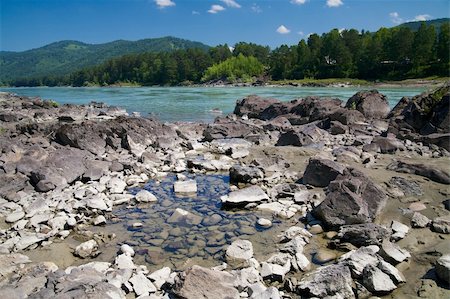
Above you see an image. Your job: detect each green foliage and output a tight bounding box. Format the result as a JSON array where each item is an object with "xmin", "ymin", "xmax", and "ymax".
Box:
[{"xmin": 201, "ymin": 54, "xmax": 264, "ymax": 82}]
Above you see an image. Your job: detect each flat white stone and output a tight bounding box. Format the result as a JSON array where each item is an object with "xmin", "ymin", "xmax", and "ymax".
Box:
[
  {"xmin": 221, "ymin": 186, "xmax": 269, "ymax": 206},
  {"xmin": 135, "ymin": 190, "xmax": 157, "ymax": 203},
  {"xmin": 174, "ymin": 180, "xmax": 197, "ymax": 193},
  {"xmin": 129, "ymin": 273, "xmax": 156, "ymax": 296}
]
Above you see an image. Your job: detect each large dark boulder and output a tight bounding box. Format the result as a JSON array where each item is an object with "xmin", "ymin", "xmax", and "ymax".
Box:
[
  {"xmin": 229, "ymin": 165, "xmax": 264, "ymax": 184},
  {"xmin": 387, "ymin": 160, "xmax": 450, "ymax": 185},
  {"xmin": 337, "ymin": 223, "xmax": 391, "ymax": 247},
  {"xmin": 303, "ymin": 158, "xmax": 345, "ymax": 187},
  {"xmin": 362, "ymin": 136, "xmax": 405, "ymax": 154},
  {"xmin": 55, "ymin": 122, "xmax": 107, "ymax": 156},
  {"xmin": 313, "ymin": 168, "xmax": 387, "ymax": 229},
  {"xmin": 234, "ymin": 95, "xmax": 280, "ymax": 119},
  {"xmin": 346, "ymin": 90, "xmax": 390, "ymax": 119},
  {"xmin": 290, "ymin": 97, "xmax": 343, "ymax": 122},
  {"xmin": 276, "ymin": 123, "xmax": 329, "ymax": 147}
]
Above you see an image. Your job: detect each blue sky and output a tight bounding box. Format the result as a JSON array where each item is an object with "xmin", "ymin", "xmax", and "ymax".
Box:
[{"xmin": 1, "ymin": 0, "xmax": 449, "ymax": 51}]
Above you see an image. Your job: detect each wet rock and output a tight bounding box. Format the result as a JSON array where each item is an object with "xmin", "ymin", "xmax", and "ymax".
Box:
[
  {"xmin": 411, "ymin": 212, "xmax": 431, "ymax": 228},
  {"xmin": 391, "ymin": 220, "xmax": 409, "ymax": 240},
  {"xmin": 313, "ymin": 168, "xmax": 387, "ymax": 229},
  {"xmin": 315, "ymin": 249, "xmax": 337, "ymax": 264},
  {"xmin": 435, "ymin": 254, "xmax": 450, "ymax": 285},
  {"xmin": 387, "ymin": 160, "xmax": 450, "ymax": 185},
  {"xmin": 221, "ymin": 185, "xmax": 269, "ymax": 208},
  {"xmin": 297, "ymin": 264, "xmax": 354, "ymax": 298},
  {"xmin": 362, "ymin": 264, "xmax": 397, "ymax": 294},
  {"xmin": 345, "ymin": 90, "xmax": 390, "ymax": 119},
  {"xmin": 172, "ymin": 265, "xmax": 239, "ymax": 299},
  {"xmin": 135, "ymin": 190, "xmax": 157, "ymax": 203},
  {"xmin": 379, "ymin": 240, "xmax": 411, "ymax": 265},
  {"xmin": 337, "ymin": 223, "xmax": 391, "ymax": 247},
  {"xmin": 74, "ymin": 239, "xmax": 100, "ymax": 259},
  {"xmin": 226, "ymin": 239, "xmax": 254, "ymax": 268},
  {"xmin": 174, "ymin": 179, "xmax": 197, "ymax": 193},
  {"xmin": 302, "ymin": 158, "xmax": 345, "ymax": 187},
  {"xmin": 202, "ymin": 214, "xmax": 223, "ymax": 226},
  {"xmin": 167, "ymin": 208, "xmax": 202, "ymax": 226},
  {"xmin": 230, "ymin": 165, "xmax": 264, "ymax": 184},
  {"xmin": 432, "ymin": 215, "xmax": 450, "ymax": 234}
]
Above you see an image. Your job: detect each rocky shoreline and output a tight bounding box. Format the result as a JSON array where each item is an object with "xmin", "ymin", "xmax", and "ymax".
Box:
[{"xmin": 0, "ymin": 84, "xmax": 449, "ymax": 298}]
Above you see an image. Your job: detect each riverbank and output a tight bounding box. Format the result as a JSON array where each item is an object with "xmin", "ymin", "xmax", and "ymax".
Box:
[{"xmin": 0, "ymin": 85, "xmax": 449, "ymax": 298}]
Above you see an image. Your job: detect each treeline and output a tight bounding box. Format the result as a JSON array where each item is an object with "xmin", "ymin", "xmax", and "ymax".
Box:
[{"xmin": 8, "ymin": 22, "xmax": 449, "ymax": 87}]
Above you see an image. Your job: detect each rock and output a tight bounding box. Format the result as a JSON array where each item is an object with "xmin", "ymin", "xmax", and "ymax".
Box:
[
  {"xmin": 5, "ymin": 210, "xmax": 25, "ymax": 223},
  {"xmin": 279, "ymin": 226, "xmax": 313, "ymax": 243},
  {"xmin": 362, "ymin": 264, "xmax": 397, "ymax": 294},
  {"xmin": 379, "ymin": 240, "xmax": 411, "ymax": 265},
  {"xmin": 260, "ymin": 261, "xmax": 289, "ymax": 282},
  {"xmin": 257, "ymin": 218, "xmax": 272, "ymax": 228},
  {"xmin": 432, "ymin": 215, "xmax": 450, "ymax": 234},
  {"xmin": 276, "ymin": 124, "xmax": 329, "ymax": 147},
  {"xmin": 315, "ymin": 249, "xmax": 337, "ymax": 264},
  {"xmin": 232, "ymin": 267, "xmax": 261, "ymax": 291},
  {"xmin": 115, "ymin": 253, "xmax": 135, "ymax": 269},
  {"xmin": 247, "ymin": 282, "xmax": 267, "ymax": 298},
  {"xmin": 378, "ymin": 260, "xmax": 405, "ymax": 284},
  {"xmin": 363, "ymin": 136, "xmax": 405, "ymax": 154},
  {"xmin": 254, "ymin": 287, "xmax": 281, "ymax": 299},
  {"xmin": 202, "ymin": 214, "xmax": 223, "ymax": 225},
  {"xmin": 297, "ymin": 264, "xmax": 354, "ymax": 298},
  {"xmin": 313, "ymin": 168, "xmax": 387, "ymax": 229},
  {"xmin": 409, "ymin": 202, "xmax": 427, "ymax": 211},
  {"xmin": 411, "ymin": 212, "xmax": 431, "ymax": 228},
  {"xmin": 435, "ymin": 254, "xmax": 450, "ymax": 285},
  {"xmin": 294, "ymin": 252, "xmax": 311, "ymax": 271},
  {"xmin": 387, "ymin": 160, "xmax": 450, "ymax": 185},
  {"xmin": 339, "ymin": 245, "xmax": 380, "ymax": 277},
  {"xmin": 221, "ymin": 185, "xmax": 269, "ymax": 208},
  {"xmin": 149, "ymin": 267, "xmax": 171, "ymax": 290},
  {"xmin": 302, "ymin": 158, "xmax": 345, "ymax": 187},
  {"xmin": 93, "ymin": 215, "xmax": 106, "ymax": 225},
  {"xmin": 391, "ymin": 221, "xmax": 409, "ymax": 240},
  {"xmin": 257, "ymin": 202, "xmax": 295, "ymax": 219},
  {"xmin": 226, "ymin": 239, "xmax": 254, "ymax": 268},
  {"xmin": 74, "ymin": 240, "xmax": 99, "ymax": 259},
  {"xmin": 337, "ymin": 223, "xmax": 391, "ymax": 246},
  {"xmin": 167, "ymin": 208, "xmax": 202, "ymax": 226},
  {"xmin": 174, "ymin": 179, "xmax": 197, "ymax": 193},
  {"xmin": 135, "ymin": 190, "xmax": 157, "ymax": 203},
  {"xmin": 230, "ymin": 165, "xmax": 264, "ymax": 184},
  {"xmin": 172, "ymin": 265, "xmax": 239, "ymax": 299},
  {"xmin": 345, "ymin": 90, "xmax": 390, "ymax": 119},
  {"xmin": 108, "ymin": 177, "xmax": 127, "ymax": 194},
  {"xmin": 129, "ymin": 272, "xmax": 157, "ymax": 296},
  {"xmin": 234, "ymin": 95, "xmax": 280, "ymax": 119},
  {"xmin": 388, "ymin": 177, "xmax": 423, "ymax": 197},
  {"xmin": 120, "ymin": 244, "xmax": 135, "ymax": 256}
]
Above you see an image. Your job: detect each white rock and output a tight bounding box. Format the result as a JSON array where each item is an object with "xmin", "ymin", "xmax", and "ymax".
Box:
[
  {"xmin": 15, "ymin": 235, "xmax": 43, "ymax": 251},
  {"xmin": 257, "ymin": 218, "xmax": 272, "ymax": 228},
  {"xmin": 295, "ymin": 253, "xmax": 311, "ymax": 271},
  {"xmin": 174, "ymin": 180, "xmax": 197, "ymax": 193},
  {"xmin": 84, "ymin": 193, "xmax": 109, "ymax": 211},
  {"xmin": 135, "ymin": 190, "xmax": 157, "ymax": 203},
  {"xmin": 167, "ymin": 208, "xmax": 202, "ymax": 225},
  {"xmin": 48, "ymin": 215, "xmax": 68, "ymax": 230},
  {"xmin": 231, "ymin": 148, "xmax": 250, "ymax": 159},
  {"xmin": 6, "ymin": 210, "xmax": 25, "ymax": 223},
  {"xmin": 294, "ymin": 190, "xmax": 310, "ymax": 204},
  {"xmin": 391, "ymin": 220, "xmax": 409, "ymax": 241},
  {"xmin": 226, "ymin": 239, "xmax": 254, "ymax": 268},
  {"xmin": 115, "ymin": 253, "xmax": 136, "ymax": 270},
  {"xmin": 74, "ymin": 239, "xmax": 99, "ymax": 258},
  {"xmin": 108, "ymin": 177, "xmax": 127, "ymax": 194},
  {"xmin": 221, "ymin": 186, "xmax": 269, "ymax": 206},
  {"xmin": 120, "ymin": 244, "xmax": 135, "ymax": 256},
  {"xmin": 377, "ymin": 261, "xmax": 405, "ymax": 284},
  {"xmin": 93, "ymin": 215, "xmax": 107, "ymax": 225},
  {"xmin": 362, "ymin": 264, "xmax": 397, "ymax": 293},
  {"xmin": 379, "ymin": 240, "xmax": 410, "ymax": 265},
  {"xmin": 129, "ymin": 273, "xmax": 156, "ymax": 296},
  {"xmin": 148, "ymin": 267, "xmax": 171, "ymax": 289}
]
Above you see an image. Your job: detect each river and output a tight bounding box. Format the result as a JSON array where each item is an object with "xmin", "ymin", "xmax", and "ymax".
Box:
[{"xmin": 0, "ymin": 86, "xmax": 427, "ymax": 122}]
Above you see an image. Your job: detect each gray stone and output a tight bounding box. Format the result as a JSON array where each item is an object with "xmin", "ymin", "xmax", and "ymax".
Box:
[
  {"xmin": 379, "ymin": 240, "xmax": 411, "ymax": 265},
  {"xmin": 337, "ymin": 223, "xmax": 391, "ymax": 246},
  {"xmin": 230, "ymin": 165, "xmax": 264, "ymax": 184},
  {"xmin": 436, "ymin": 254, "xmax": 450, "ymax": 285},
  {"xmin": 135, "ymin": 190, "xmax": 157, "ymax": 203},
  {"xmin": 221, "ymin": 185, "xmax": 269, "ymax": 207},
  {"xmin": 391, "ymin": 220, "xmax": 409, "ymax": 240},
  {"xmin": 5, "ymin": 210, "xmax": 25, "ymax": 223},
  {"xmin": 74, "ymin": 239, "xmax": 99, "ymax": 259},
  {"xmin": 257, "ymin": 218, "xmax": 272, "ymax": 228},
  {"xmin": 303, "ymin": 158, "xmax": 345, "ymax": 187},
  {"xmin": 362, "ymin": 264, "xmax": 397, "ymax": 294},
  {"xmin": 174, "ymin": 180, "xmax": 197, "ymax": 193},
  {"xmin": 120, "ymin": 244, "xmax": 135, "ymax": 256},
  {"xmin": 226, "ymin": 239, "xmax": 254, "ymax": 268},
  {"xmin": 432, "ymin": 215, "xmax": 450, "ymax": 234},
  {"xmin": 167, "ymin": 208, "xmax": 202, "ymax": 226},
  {"xmin": 377, "ymin": 260, "xmax": 405, "ymax": 284},
  {"xmin": 129, "ymin": 273, "xmax": 157, "ymax": 296},
  {"xmin": 411, "ymin": 212, "xmax": 431, "ymax": 228},
  {"xmin": 115, "ymin": 253, "xmax": 135, "ymax": 270},
  {"xmin": 107, "ymin": 177, "xmax": 127, "ymax": 194},
  {"xmin": 339, "ymin": 245, "xmax": 380, "ymax": 277},
  {"xmin": 93, "ymin": 215, "xmax": 106, "ymax": 225},
  {"xmin": 148, "ymin": 267, "xmax": 171, "ymax": 290}
]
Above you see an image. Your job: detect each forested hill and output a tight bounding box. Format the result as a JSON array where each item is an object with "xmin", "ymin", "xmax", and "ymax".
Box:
[
  {"xmin": 398, "ymin": 18, "xmax": 449, "ymax": 32},
  {"xmin": 0, "ymin": 36, "xmax": 210, "ymax": 82}
]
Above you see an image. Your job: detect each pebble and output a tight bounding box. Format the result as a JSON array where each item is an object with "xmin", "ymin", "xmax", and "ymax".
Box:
[
  {"xmin": 257, "ymin": 218, "xmax": 272, "ymax": 228},
  {"xmin": 309, "ymin": 224, "xmax": 324, "ymax": 234},
  {"xmin": 314, "ymin": 249, "xmax": 337, "ymax": 264},
  {"xmin": 408, "ymin": 202, "xmax": 427, "ymax": 211},
  {"xmin": 93, "ymin": 215, "xmax": 106, "ymax": 225}
]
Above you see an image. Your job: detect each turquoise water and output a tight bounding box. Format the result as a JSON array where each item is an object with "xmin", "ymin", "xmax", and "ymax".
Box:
[{"xmin": 0, "ymin": 86, "xmax": 427, "ymax": 123}]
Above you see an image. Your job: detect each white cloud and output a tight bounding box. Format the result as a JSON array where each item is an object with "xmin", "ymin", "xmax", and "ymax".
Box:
[
  {"xmin": 326, "ymin": 0, "xmax": 343, "ymax": 8},
  {"xmin": 390, "ymin": 12, "xmax": 403, "ymax": 24},
  {"xmin": 412, "ymin": 14, "xmax": 432, "ymax": 21},
  {"xmin": 208, "ymin": 5, "xmax": 225, "ymax": 14},
  {"xmin": 220, "ymin": 0, "xmax": 241, "ymax": 8},
  {"xmin": 154, "ymin": 0, "xmax": 175, "ymax": 9},
  {"xmin": 192, "ymin": 10, "xmax": 200, "ymax": 15},
  {"xmin": 251, "ymin": 3, "xmax": 262, "ymax": 13},
  {"xmin": 291, "ymin": 0, "xmax": 307, "ymax": 5},
  {"xmin": 298, "ymin": 31, "xmax": 304, "ymax": 36},
  {"xmin": 277, "ymin": 25, "xmax": 291, "ymax": 34}
]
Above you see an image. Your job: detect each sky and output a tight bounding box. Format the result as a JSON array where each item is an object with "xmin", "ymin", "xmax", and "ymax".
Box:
[{"xmin": 1, "ymin": 0, "xmax": 449, "ymax": 52}]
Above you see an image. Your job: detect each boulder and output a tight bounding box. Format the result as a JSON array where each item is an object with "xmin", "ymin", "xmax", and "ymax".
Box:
[
  {"xmin": 391, "ymin": 220, "xmax": 410, "ymax": 240},
  {"xmin": 346, "ymin": 90, "xmax": 390, "ymax": 119},
  {"xmin": 55, "ymin": 122, "xmax": 106, "ymax": 156},
  {"xmin": 230, "ymin": 165, "xmax": 264, "ymax": 184},
  {"xmin": 339, "ymin": 246, "xmax": 380, "ymax": 277},
  {"xmin": 135, "ymin": 190, "xmax": 157, "ymax": 203},
  {"xmin": 388, "ymin": 176, "xmax": 423, "ymax": 197},
  {"xmin": 379, "ymin": 240, "xmax": 411, "ymax": 265},
  {"xmin": 337, "ymin": 223, "xmax": 391, "ymax": 247},
  {"xmin": 172, "ymin": 265, "xmax": 239, "ymax": 299},
  {"xmin": 387, "ymin": 160, "xmax": 450, "ymax": 185},
  {"xmin": 432, "ymin": 215, "xmax": 450, "ymax": 234},
  {"xmin": 297, "ymin": 264, "xmax": 355, "ymax": 298},
  {"xmin": 411, "ymin": 212, "xmax": 431, "ymax": 228},
  {"xmin": 276, "ymin": 124, "xmax": 329, "ymax": 147},
  {"xmin": 221, "ymin": 185, "xmax": 269, "ymax": 208},
  {"xmin": 234, "ymin": 95, "xmax": 280, "ymax": 119},
  {"xmin": 74, "ymin": 240, "xmax": 100, "ymax": 259},
  {"xmin": 313, "ymin": 168, "xmax": 387, "ymax": 229},
  {"xmin": 129, "ymin": 273, "xmax": 157, "ymax": 296},
  {"xmin": 435, "ymin": 254, "xmax": 450, "ymax": 285},
  {"xmin": 225, "ymin": 239, "xmax": 254, "ymax": 268},
  {"xmin": 302, "ymin": 158, "xmax": 345, "ymax": 187},
  {"xmin": 363, "ymin": 136, "xmax": 405, "ymax": 154},
  {"xmin": 362, "ymin": 264, "xmax": 397, "ymax": 294}
]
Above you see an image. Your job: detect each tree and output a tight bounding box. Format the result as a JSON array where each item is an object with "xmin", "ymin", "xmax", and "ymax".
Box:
[
  {"xmin": 412, "ymin": 23, "xmax": 437, "ymax": 75},
  {"xmin": 437, "ymin": 23, "xmax": 450, "ymax": 75}
]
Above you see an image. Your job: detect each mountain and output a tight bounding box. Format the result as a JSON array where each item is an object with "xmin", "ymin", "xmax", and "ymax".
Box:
[
  {"xmin": 397, "ymin": 18, "xmax": 449, "ymax": 32},
  {"xmin": 0, "ymin": 36, "xmax": 210, "ymax": 82}
]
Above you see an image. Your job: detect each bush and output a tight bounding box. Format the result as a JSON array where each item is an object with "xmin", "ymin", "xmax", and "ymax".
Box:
[{"xmin": 201, "ymin": 54, "xmax": 264, "ymax": 82}]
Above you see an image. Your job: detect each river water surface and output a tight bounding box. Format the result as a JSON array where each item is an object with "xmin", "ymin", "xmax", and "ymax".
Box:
[{"xmin": 1, "ymin": 86, "xmax": 427, "ymax": 122}]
